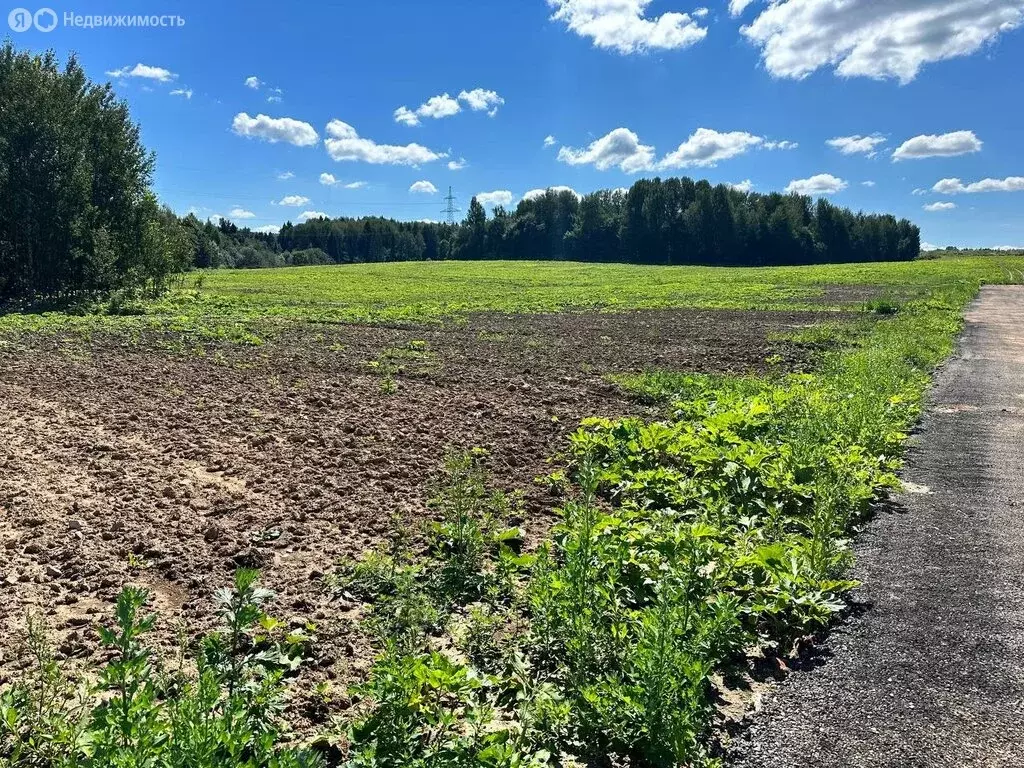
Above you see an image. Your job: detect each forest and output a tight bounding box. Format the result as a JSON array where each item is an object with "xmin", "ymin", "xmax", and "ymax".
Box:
[{"xmin": 196, "ymin": 182, "xmax": 921, "ymax": 271}]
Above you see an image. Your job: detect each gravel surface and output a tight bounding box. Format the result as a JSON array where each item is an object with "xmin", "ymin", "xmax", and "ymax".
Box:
[{"xmin": 730, "ymin": 286, "xmax": 1024, "ymax": 767}]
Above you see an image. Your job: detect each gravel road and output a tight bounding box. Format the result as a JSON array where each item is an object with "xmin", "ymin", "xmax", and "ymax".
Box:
[{"xmin": 730, "ymin": 285, "xmax": 1024, "ymax": 767}]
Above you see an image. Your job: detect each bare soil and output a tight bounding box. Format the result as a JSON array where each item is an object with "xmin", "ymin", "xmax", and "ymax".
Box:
[{"xmin": 0, "ymin": 307, "xmax": 837, "ymax": 727}]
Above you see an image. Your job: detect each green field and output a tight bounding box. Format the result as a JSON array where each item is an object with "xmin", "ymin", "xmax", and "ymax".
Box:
[{"xmin": 166, "ymin": 257, "xmax": 1024, "ymax": 322}]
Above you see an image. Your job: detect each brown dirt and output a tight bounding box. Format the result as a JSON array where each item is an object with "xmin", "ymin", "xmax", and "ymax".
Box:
[{"xmin": 0, "ymin": 307, "xmax": 838, "ymax": 727}]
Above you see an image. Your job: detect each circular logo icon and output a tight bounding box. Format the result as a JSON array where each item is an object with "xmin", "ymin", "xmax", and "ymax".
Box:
[
  {"xmin": 8, "ymin": 7, "xmax": 33, "ymax": 31},
  {"xmin": 34, "ymin": 7, "xmax": 57, "ymax": 31}
]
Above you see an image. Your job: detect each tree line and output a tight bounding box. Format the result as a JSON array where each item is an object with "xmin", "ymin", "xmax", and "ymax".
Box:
[
  {"xmin": 0, "ymin": 43, "xmax": 192, "ymax": 306},
  {"xmin": 209, "ymin": 180, "xmax": 920, "ymax": 270}
]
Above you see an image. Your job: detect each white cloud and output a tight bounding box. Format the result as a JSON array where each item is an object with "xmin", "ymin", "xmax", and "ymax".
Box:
[
  {"xmin": 278, "ymin": 195, "xmax": 311, "ymax": 207},
  {"xmin": 924, "ymin": 201, "xmax": 957, "ymax": 211},
  {"xmin": 827, "ymin": 134, "xmax": 886, "ymax": 156},
  {"xmin": 729, "ymin": 0, "xmax": 757, "ymax": 16},
  {"xmin": 232, "ymin": 113, "xmax": 319, "ymax": 147},
  {"xmin": 229, "ymin": 207, "xmax": 256, "ymax": 219},
  {"xmin": 544, "ymin": 135, "xmax": 558, "ymax": 148},
  {"xmin": 693, "ymin": 7, "xmax": 709, "ymax": 18},
  {"xmin": 933, "ymin": 176, "xmax": 1024, "ymax": 194},
  {"xmin": 993, "ymin": 245, "xmax": 1024, "ymax": 251},
  {"xmin": 764, "ymin": 139, "xmax": 799, "ymax": 150},
  {"xmin": 253, "ymin": 225, "xmax": 281, "ymax": 234},
  {"xmin": 912, "ymin": 187, "xmax": 928, "ymax": 195},
  {"xmin": 458, "ymin": 88, "xmax": 505, "ymax": 116},
  {"xmin": 419, "ymin": 93, "xmax": 462, "ymax": 119},
  {"xmin": 395, "ymin": 89, "xmax": 504, "ymax": 125},
  {"xmin": 548, "ymin": 0, "xmax": 708, "ymax": 54},
  {"xmin": 277, "ymin": 171, "xmax": 295, "ymax": 180},
  {"xmin": 661, "ymin": 128, "xmax": 766, "ymax": 169},
  {"xmin": 106, "ymin": 63, "xmax": 176, "ymax": 82},
  {"xmin": 448, "ymin": 158, "xmax": 468, "ymax": 171},
  {"xmin": 558, "ymin": 128, "xmax": 656, "ymax": 173},
  {"xmin": 394, "ymin": 107, "xmax": 421, "ymax": 127},
  {"xmin": 522, "ymin": 186, "xmax": 582, "ymax": 201},
  {"xmin": 394, "ymin": 94, "xmax": 462, "ymax": 126},
  {"xmin": 892, "ymin": 130, "xmax": 983, "ymax": 160},
  {"xmin": 344, "ymin": 181, "xmax": 368, "ymax": 189},
  {"xmin": 862, "ymin": 180, "xmax": 876, "ymax": 187},
  {"xmin": 170, "ymin": 88, "xmax": 192, "ymax": 99},
  {"xmin": 727, "ymin": 179, "xmax": 755, "ymax": 193},
  {"xmin": 921, "ymin": 241, "xmax": 941, "ymax": 251},
  {"xmin": 245, "ymin": 76, "xmax": 262, "ymax": 89},
  {"xmin": 320, "ymin": 173, "xmax": 338, "ymax": 186},
  {"xmin": 410, "ymin": 180, "xmax": 439, "ymax": 194},
  {"xmin": 267, "ymin": 94, "xmax": 282, "ymax": 104},
  {"xmin": 742, "ymin": 1, "xmax": 1024, "ymax": 84},
  {"xmin": 325, "ymin": 120, "xmax": 446, "ymax": 165},
  {"xmin": 298, "ymin": 211, "xmax": 330, "ymax": 221},
  {"xmin": 785, "ymin": 173, "xmax": 848, "ymax": 195},
  {"xmin": 476, "ymin": 190, "xmax": 515, "ymax": 208}
]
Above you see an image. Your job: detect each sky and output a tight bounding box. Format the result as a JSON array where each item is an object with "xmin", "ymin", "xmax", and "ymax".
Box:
[{"xmin": 7, "ymin": 0, "xmax": 1024, "ymax": 249}]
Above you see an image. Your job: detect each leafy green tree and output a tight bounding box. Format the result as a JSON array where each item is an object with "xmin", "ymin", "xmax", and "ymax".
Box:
[{"xmin": 0, "ymin": 42, "xmax": 191, "ymax": 304}]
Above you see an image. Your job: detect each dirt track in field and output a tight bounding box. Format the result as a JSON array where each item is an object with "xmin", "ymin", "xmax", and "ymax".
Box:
[
  {"xmin": 0, "ymin": 307, "xmax": 834, "ymax": 724},
  {"xmin": 730, "ymin": 286, "xmax": 1024, "ymax": 767}
]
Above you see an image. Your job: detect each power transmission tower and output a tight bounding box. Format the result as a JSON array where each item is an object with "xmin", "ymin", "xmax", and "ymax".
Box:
[{"xmin": 441, "ymin": 186, "xmax": 459, "ymax": 225}]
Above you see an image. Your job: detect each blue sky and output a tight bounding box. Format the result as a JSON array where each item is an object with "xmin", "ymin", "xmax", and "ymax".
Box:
[{"xmin": 8, "ymin": 0, "xmax": 1024, "ymax": 248}]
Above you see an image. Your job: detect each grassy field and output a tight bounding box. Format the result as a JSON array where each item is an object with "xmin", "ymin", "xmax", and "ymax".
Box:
[
  {"xmin": 1, "ymin": 256, "xmax": 1023, "ymax": 768},
  {"xmin": 162, "ymin": 257, "xmax": 1024, "ymax": 323}
]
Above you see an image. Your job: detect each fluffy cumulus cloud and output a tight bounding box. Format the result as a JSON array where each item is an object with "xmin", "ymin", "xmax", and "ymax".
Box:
[
  {"xmin": 661, "ymin": 128, "xmax": 766, "ymax": 169},
  {"xmin": 409, "ymin": 180, "xmax": 439, "ymax": 194},
  {"xmin": 277, "ymin": 195, "xmax": 310, "ymax": 207},
  {"xmin": 729, "ymin": 0, "xmax": 757, "ymax": 16},
  {"xmin": 740, "ymin": 0, "xmax": 1024, "ymax": 84},
  {"xmin": 784, "ymin": 173, "xmax": 848, "ymax": 195},
  {"xmin": 924, "ymin": 201, "xmax": 957, "ymax": 211},
  {"xmin": 727, "ymin": 180, "xmax": 755, "ymax": 193},
  {"xmin": 522, "ymin": 186, "xmax": 581, "ymax": 201},
  {"xmin": 253, "ymin": 225, "xmax": 281, "ymax": 235},
  {"xmin": 458, "ymin": 88, "xmax": 505, "ymax": 116},
  {"xmin": 827, "ymin": 134, "xmax": 887, "ymax": 156},
  {"xmin": 298, "ymin": 211, "xmax": 330, "ymax": 221},
  {"xmin": 277, "ymin": 171, "xmax": 295, "ymax": 180},
  {"xmin": 548, "ymin": 0, "xmax": 708, "ymax": 54},
  {"xmin": 245, "ymin": 76, "xmax": 261, "ymax": 89},
  {"xmin": 324, "ymin": 120, "xmax": 445, "ymax": 165},
  {"xmin": 932, "ymin": 176, "xmax": 1024, "ymax": 194},
  {"xmin": 476, "ymin": 190, "xmax": 515, "ymax": 208},
  {"xmin": 558, "ymin": 127, "xmax": 790, "ymax": 173},
  {"xmin": 395, "ymin": 89, "xmax": 504, "ymax": 126},
  {"xmin": 558, "ymin": 128, "xmax": 656, "ymax": 173},
  {"xmin": 232, "ymin": 113, "xmax": 319, "ymax": 147},
  {"xmin": 544, "ymin": 135, "xmax": 558, "ymax": 148},
  {"xmin": 448, "ymin": 158, "xmax": 468, "ymax": 171},
  {"xmin": 229, "ymin": 207, "xmax": 256, "ymax": 219},
  {"xmin": 320, "ymin": 173, "xmax": 338, "ymax": 186},
  {"xmin": 106, "ymin": 63, "xmax": 176, "ymax": 82},
  {"xmin": 892, "ymin": 130, "xmax": 983, "ymax": 160}
]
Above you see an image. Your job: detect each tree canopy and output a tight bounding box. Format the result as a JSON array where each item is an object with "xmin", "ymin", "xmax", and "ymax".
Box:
[
  {"xmin": 0, "ymin": 43, "xmax": 192, "ymax": 306},
  {"xmin": 204, "ymin": 181, "xmax": 920, "ymax": 270}
]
